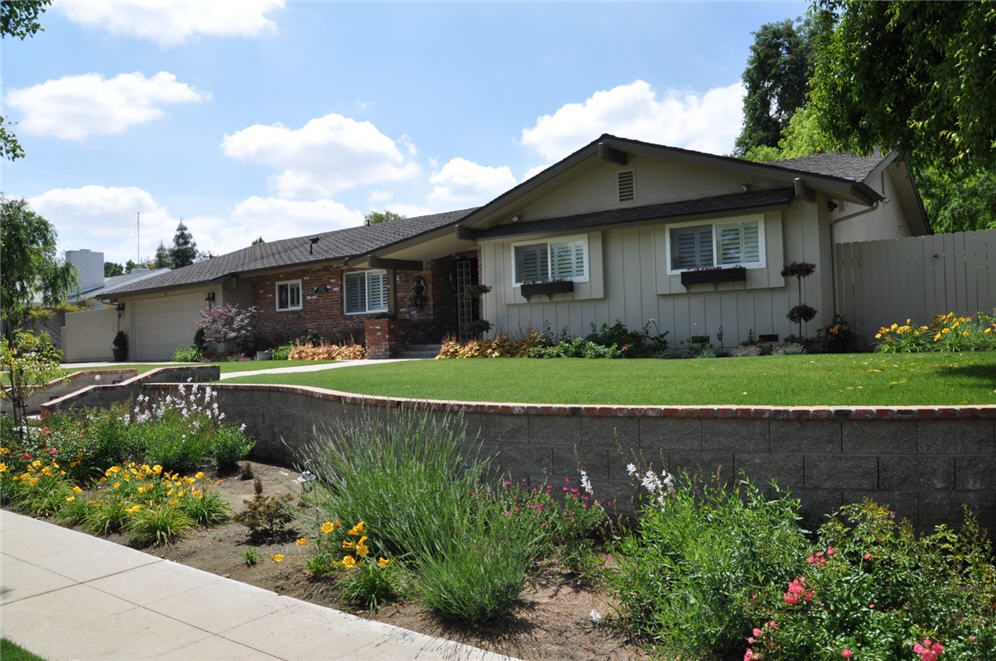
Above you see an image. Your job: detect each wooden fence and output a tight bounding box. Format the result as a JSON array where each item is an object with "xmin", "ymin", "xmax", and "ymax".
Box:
[{"xmin": 835, "ymin": 229, "xmax": 996, "ymax": 340}]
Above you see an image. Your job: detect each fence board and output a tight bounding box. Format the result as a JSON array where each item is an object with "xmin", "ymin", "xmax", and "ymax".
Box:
[{"xmin": 836, "ymin": 230, "xmax": 996, "ymax": 341}]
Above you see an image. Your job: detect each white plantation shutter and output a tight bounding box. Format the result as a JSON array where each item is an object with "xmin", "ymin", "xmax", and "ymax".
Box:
[
  {"xmin": 344, "ymin": 273, "xmax": 365, "ymax": 313},
  {"xmin": 716, "ymin": 221, "xmax": 761, "ymax": 266},
  {"xmin": 670, "ymin": 225, "xmax": 714, "ymax": 269},
  {"xmin": 550, "ymin": 240, "xmax": 586, "ymax": 280},
  {"xmin": 368, "ymin": 271, "xmax": 388, "ymax": 311},
  {"xmin": 514, "ymin": 243, "xmax": 548, "ymax": 283}
]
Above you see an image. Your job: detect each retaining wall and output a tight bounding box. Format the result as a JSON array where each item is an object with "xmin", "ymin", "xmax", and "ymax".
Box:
[
  {"xmin": 41, "ymin": 366, "xmax": 221, "ymax": 413},
  {"xmin": 143, "ymin": 382, "xmax": 996, "ymax": 531},
  {"xmin": 2, "ymin": 369, "xmax": 137, "ymax": 416}
]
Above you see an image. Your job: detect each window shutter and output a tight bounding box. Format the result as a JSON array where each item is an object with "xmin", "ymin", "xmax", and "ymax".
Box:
[
  {"xmin": 277, "ymin": 284, "xmax": 289, "ymax": 309},
  {"xmin": 670, "ymin": 225, "xmax": 713, "ymax": 269},
  {"xmin": 514, "ymin": 244, "xmax": 548, "ymax": 282},
  {"xmin": 618, "ymin": 170, "xmax": 635, "ymax": 202},
  {"xmin": 368, "ymin": 272, "xmax": 388, "ymax": 311},
  {"xmin": 717, "ymin": 224, "xmax": 742, "ymax": 265},
  {"xmin": 741, "ymin": 222, "xmax": 760, "ymax": 263},
  {"xmin": 289, "ymin": 283, "xmax": 300, "ymax": 308},
  {"xmin": 345, "ymin": 273, "xmax": 365, "ymax": 313},
  {"xmin": 550, "ymin": 240, "xmax": 585, "ymax": 280}
]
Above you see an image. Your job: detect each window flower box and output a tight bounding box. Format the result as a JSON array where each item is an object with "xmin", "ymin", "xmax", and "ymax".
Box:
[
  {"xmin": 520, "ymin": 280, "xmax": 575, "ymax": 298},
  {"xmin": 680, "ymin": 266, "xmax": 747, "ymax": 287}
]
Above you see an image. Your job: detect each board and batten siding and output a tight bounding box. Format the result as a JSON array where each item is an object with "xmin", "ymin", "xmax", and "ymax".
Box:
[
  {"xmin": 836, "ymin": 229, "xmax": 996, "ymax": 341},
  {"xmin": 480, "ymin": 201, "xmax": 830, "ymax": 344}
]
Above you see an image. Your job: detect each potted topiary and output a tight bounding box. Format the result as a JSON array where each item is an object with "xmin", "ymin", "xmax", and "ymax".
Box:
[{"xmin": 112, "ymin": 331, "xmax": 128, "ymax": 362}]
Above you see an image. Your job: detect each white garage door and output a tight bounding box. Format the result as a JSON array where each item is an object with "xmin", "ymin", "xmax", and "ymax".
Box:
[{"xmin": 133, "ymin": 293, "xmax": 206, "ymax": 361}]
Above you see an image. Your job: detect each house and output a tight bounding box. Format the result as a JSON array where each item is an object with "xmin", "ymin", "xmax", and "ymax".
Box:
[{"xmin": 99, "ymin": 135, "xmax": 928, "ymax": 361}]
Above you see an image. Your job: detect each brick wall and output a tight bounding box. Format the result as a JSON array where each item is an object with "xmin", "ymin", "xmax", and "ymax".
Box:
[
  {"xmin": 142, "ymin": 382, "xmax": 996, "ymax": 532},
  {"xmin": 253, "ymin": 260, "xmax": 458, "ymax": 349}
]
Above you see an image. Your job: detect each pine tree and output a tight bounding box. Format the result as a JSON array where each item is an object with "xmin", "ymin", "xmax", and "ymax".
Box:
[
  {"xmin": 153, "ymin": 242, "xmax": 172, "ymax": 269},
  {"xmin": 169, "ymin": 222, "xmax": 198, "ymax": 268}
]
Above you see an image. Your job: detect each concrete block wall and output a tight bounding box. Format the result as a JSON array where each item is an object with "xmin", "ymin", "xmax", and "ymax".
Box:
[
  {"xmin": 141, "ymin": 383, "xmax": 996, "ymax": 532},
  {"xmin": 2, "ymin": 369, "xmax": 137, "ymax": 415},
  {"xmin": 41, "ymin": 366, "xmax": 221, "ymax": 413}
]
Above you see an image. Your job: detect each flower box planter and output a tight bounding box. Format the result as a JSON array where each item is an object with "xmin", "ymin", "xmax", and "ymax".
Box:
[
  {"xmin": 680, "ymin": 266, "xmax": 747, "ymax": 287},
  {"xmin": 520, "ymin": 281, "xmax": 575, "ymax": 298}
]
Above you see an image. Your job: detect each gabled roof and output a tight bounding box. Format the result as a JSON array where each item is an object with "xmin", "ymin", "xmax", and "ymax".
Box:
[
  {"xmin": 109, "ymin": 208, "xmax": 475, "ymax": 296},
  {"xmin": 456, "ymin": 134, "xmax": 886, "ymax": 232},
  {"xmin": 476, "ymin": 188, "xmax": 795, "ymax": 240}
]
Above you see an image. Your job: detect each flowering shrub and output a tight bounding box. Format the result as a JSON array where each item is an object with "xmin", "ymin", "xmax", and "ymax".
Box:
[
  {"xmin": 744, "ymin": 500, "xmax": 996, "ymax": 660},
  {"xmin": 436, "ymin": 330, "xmax": 544, "ymax": 358},
  {"xmin": 611, "ymin": 472, "xmax": 808, "ymax": 658},
  {"xmin": 197, "ymin": 304, "xmax": 258, "ymax": 357},
  {"xmin": 771, "ymin": 342, "xmax": 805, "ymax": 355},
  {"xmin": 875, "ymin": 311, "xmax": 996, "ymax": 353},
  {"xmin": 287, "ymin": 342, "xmax": 366, "ymax": 360},
  {"xmin": 1, "ymin": 451, "xmax": 229, "ymax": 546},
  {"xmin": 730, "ymin": 344, "xmax": 763, "ymax": 357},
  {"xmin": 307, "ymin": 520, "xmax": 400, "ymax": 610},
  {"xmin": 822, "ymin": 315, "xmax": 860, "ymax": 353}
]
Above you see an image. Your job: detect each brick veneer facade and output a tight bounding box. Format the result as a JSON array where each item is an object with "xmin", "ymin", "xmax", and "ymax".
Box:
[
  {"xmin": 139, "ymin": 382, "xmax": 996, "ymax": 532},
  {"xmin": 252, "ymin": 258, "xmax": 461, "ymax": 352}
]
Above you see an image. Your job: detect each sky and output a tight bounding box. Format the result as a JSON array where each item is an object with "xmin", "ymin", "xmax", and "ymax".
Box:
[{"xmin": 3, "ymin": 0, "xmax": 808, "ymax": 266}]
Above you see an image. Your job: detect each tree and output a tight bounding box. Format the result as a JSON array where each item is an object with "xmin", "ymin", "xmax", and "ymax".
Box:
[
  {"xmin": 744, "ymin": 105, "xmax": 832, "ymax": 162},
  {"xmin": 104, "ymin": 262, "xmax": 124, "ymax": 277},
  {"xmin": 168, "ymin": 221, "xmax": 198, "ymax": 268},
  {"xmin": 124, "ymin": 259, "xmax": 138, "ymax": 273},
  {"xmin": 153, "ymin": 242, "xmax": 172, "ymax": 269},
  {"xmin": 809, "ymin": 1, "xmax": 996, "ymax": 171},
  {"xmin": 252, "ymin": 236, "xmax": 265, "ymax": 245},
  {"xmin": 734, "ymin": 18, "xmax": 815, "ymax": 156},
  {"xmin": 0, "ymin": 198, "xmax": 76, "ymax": 337},
  {"xmin": 364, "ymin": 210, "xmax": 405, "ymax": 225},
  {"xmin": 1, "ymin": 0, "xmax": 51, "ymax": 160},
  {"xmin": 917, "ymin": 167, "xmax": 996, "ymax": 233},
  {"xmin": 0, "ymin": 329, "xmax": 63, "ymax": 438}
]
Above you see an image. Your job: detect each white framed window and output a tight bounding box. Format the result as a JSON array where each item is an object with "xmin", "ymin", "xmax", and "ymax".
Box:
[
  {"xmin": 275, "ymin": 279, "xmax": 302, "ymax": 311},
  {"xmin": 512, "ymin": 235, "xmax": 589, "ymax": 285},
  {"xmin": 344, "ymin": 269, "xmax": 388, "ymax": 314},
  {"xmin": 666, "ymin": 216, "xmax": 764, "ymax": 273}
]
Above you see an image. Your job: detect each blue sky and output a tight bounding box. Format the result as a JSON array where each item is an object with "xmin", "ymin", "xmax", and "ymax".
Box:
[{"xmin": 4, "ymin": 1, "xmax": 807, "ymax": 265}]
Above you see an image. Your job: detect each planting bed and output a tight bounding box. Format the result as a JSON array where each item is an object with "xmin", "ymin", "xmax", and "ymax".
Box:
[{"xmin": 89, "ymin": 460, "xmax": 645, "ymax": 661}]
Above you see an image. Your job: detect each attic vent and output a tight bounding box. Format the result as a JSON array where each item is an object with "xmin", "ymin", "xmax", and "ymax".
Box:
[{"xmin": 617, "ymin": 169, "xmax": 635, "ymax": 202}]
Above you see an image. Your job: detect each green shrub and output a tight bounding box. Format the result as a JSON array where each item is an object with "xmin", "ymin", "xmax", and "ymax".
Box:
[
  {"xmin": 610, "ymin": 472, "xmax": 808, "ymax": 659},
  {"xmin": 270, "ymin": 343, "xmax": 293, "ymax": 360},
  {"xmin": 126, "ymin": 503, "xmax": 195, "ymax": 546},
  {"xmin": 586, "ymin": 319, "xmax": 669, "ymax": 357},
  {"xmin": 36, "ymin": 404, "xmax": 131, "ymax": 482},
  {"xmin": 207, "ymin": 424, "xmax": 254, "ymax": 471},
  {"xmin": 744, "ymin": 501, "xmax": 996, "ymax": 661},
  {"xmin": 301, "ymin": 409, "xmax": 549, "ymax": 622},
  {"xmin": 180, "ymin": 490, "xmax": 231, "ymax": 525},
  {"xmin": 171, "ymin": 346, "xmax": 201, "ymax": 362},
  {"xmin": 529, "ymin": 337, "xmax": 624, "ymax": 358}
]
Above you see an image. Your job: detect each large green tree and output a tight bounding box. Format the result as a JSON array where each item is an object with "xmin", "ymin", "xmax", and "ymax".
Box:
[
  {"xmin": 153, "ymin": 241, "xmax": 172, "ymax": 269},
  {"xmin": 1, "ymin": 0, "xmax": 52, "ymax": 160},
  {"xmin": 104, "ymin": 262, "xmax": 124, "ymax": 277},
  {"xmin": 809, "ymin": 0, "xmax": 995, "ymax": 171},
  {"xmin": 364, "ymin": 210, "xmax": 405, "ymax": 225},
  {"xmin": 734, "ymin": 18, "xmax": 815, "ymax": 156},
  {"xmin": 168, "ymin": 221, "xmax": 198, "ymax": 268},
  {"xmin": 0, "ymin": 198, "xmax": 76, "ymax": 336}
]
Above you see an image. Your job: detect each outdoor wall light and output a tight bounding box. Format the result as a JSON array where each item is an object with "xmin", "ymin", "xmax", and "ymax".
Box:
[
  {"xmin": 205, "ymin": 292, "xmax": 215, "ymax": 303},
  {"xmin": 115, "ymin": 302, "xmax": 125, "ymax": 311},
  {"xmin": 314, "ymin": 284, "xmax": 330, "ymax": 293}
]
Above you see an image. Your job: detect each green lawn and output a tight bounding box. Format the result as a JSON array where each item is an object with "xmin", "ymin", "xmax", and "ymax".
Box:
[
  {"xmin": 223, "ymin": 352, "xmax": 996, "ymax": 406},
  {"xmin": 1, "ymin": 639, "xmax": 47, "ymax": 661}
]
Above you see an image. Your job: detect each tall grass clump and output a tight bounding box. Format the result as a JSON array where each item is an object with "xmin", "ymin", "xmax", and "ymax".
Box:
[
  {"xmin": 300, "ymin": 409, "xmax": 546, "ymax": 621},
  {"xmin": 611, "ymin": 469, "xmax": 808, "ymax": 659}
]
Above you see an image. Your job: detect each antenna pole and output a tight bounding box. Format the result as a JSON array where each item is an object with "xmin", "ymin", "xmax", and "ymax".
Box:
[{"xmin": 136, "ymin": 211, "xmax": 141, "ymax": 262}]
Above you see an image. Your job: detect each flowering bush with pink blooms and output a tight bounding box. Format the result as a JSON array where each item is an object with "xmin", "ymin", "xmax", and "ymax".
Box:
[{"xmin": 744, "ymin": 500, "xmax": 996, "ymax": 660}]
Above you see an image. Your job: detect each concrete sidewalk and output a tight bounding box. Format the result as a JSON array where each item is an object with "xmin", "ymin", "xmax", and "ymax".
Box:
[
  {"xmin": 215, "ymin": 358, "xmax": 417, "ymax": 380},
  {"xmin": 0, "ymin": 510, "xmax": 513, "ymax": 661}
]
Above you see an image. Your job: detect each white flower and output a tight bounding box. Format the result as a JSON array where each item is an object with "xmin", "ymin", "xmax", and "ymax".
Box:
[
  {"xmin": 94, "ymin": 374, "xmax": 101, "ymax": 382},
  {"xmin": 589, "ymin": 608, "xmax": 602, "ymax": 623},
  {"xmin": 580, "ymin": 470, "xmax": 593, "ymax": 495},
  {"xmin": 626, "ymin": 463, "xmax": 638, "ymax": 476}
]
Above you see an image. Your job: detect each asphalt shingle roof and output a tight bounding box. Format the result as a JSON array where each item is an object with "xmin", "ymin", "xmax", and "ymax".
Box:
[
  {"xmin": 476, "ymin": 188, "xmax": 796, "ymax": 240},
  {"xmin": 109, "ymin": 208, "xmax": 476, "ymax": 296},
  {"xmin": 764, "ymin": 152, "xmax": 883, "ymax": 182}
]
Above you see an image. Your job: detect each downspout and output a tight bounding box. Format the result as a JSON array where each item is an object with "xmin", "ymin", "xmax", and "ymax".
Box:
[{"xmin": 828, "ymin": 200, "xmax": 880, "ymax": 318}]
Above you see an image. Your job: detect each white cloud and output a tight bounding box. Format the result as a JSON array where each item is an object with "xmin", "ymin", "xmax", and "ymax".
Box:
[
  {"xmin": 7, "ymin": 71, "xmax": 207, "ymax": 140},
  {"xmin": 27, "ymin": 186, "xmax": 364, "ymax": 264},
  {"xmin": 381, "ymin": 203, "xmax": 436, "ymax": 219},
  {"xmin": 520, "ymin": 80, "xmax": 746, "ymax": 161},
  {"xmin": 427, "ymin": 157, "xmax": 517, "ymax": 206},
  {"xmin": 56, "ymin": 0, "xmax": 285, "ymax": 46},
  {"xmin": 522, "ymin": 163, "xmax": 554, "ymax": 182},
  {"xmin": 222, "ymin": 113, "xmax": 421, "ymax": 198},
  {"xmin": 368, "ymin": 190, "xmax": 393, "ymax": 204}
]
